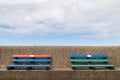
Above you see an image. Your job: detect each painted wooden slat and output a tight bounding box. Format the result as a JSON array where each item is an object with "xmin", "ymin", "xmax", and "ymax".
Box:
[
  {"xmin": 70, "ymin": 54, "xmax": 87, "ymax": 59},
  {"xmin": 12, "ymin": 59, "xmax": 51, "ymax": 63},
  {"xmin": 7, "ymin": 65, "xmax": 50, "ymax": 70},
  {"xmin": 72, "ymin": 65, "xmax": 115, "ymax": 70},
  {"xmin": 91, "ymin": 54, "xmax": 108, "ymax": 59},
  {"xmin": 13, "ymin": 54, "xmax": 51, "ymax": 58},
  {"xmin": 70, "ymin": 59, "xmax": 109, "ymax": 63}
]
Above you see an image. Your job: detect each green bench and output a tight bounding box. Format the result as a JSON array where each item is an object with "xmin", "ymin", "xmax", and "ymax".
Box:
[
  {"xmin": 72, "ymin": 65, "xmax": 115, "ymax": 70},
  {"xmin": 70, "ymin": 59, "xmax": 109, "ymax": 63}
]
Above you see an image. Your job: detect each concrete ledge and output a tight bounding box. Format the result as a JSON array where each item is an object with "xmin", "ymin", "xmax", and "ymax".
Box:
[{"xmin": 0, "ymin": 70, "xmax": 120, "ymax": 80}]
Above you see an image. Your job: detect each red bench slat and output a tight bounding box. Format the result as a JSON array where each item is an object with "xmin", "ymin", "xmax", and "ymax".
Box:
[
  {"xmin": 34, "ymin": 54, "xmax": 51, "ymax": 58},
  {"xmin": 13, "ymin": 55, "xmax": 29, "ymax": 58},
  {"xmin": 13, "ymin": 54, "xmax": 51, "ymax": 58}
]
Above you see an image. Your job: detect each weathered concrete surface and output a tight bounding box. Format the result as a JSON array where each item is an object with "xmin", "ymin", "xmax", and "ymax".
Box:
[
  {"xmin": 0, "ymin": 70, "xmax": 120, "ymax": 80},
  {"xmin": 0, "ymin": 46, "xmax": 120, "ymax": 80}
]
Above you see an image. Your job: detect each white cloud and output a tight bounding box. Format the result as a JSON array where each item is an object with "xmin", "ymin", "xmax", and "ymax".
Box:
[
  {"xmin": 0, "ymin": 0, "xmax": 47, "ymax": 4},
  {"xmin": 0, "ymin": 0, "xmax": 120, "ymax": 37}
]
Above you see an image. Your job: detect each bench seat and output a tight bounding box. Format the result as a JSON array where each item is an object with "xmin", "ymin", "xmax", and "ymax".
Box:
[
  {"xmin": 7, "ymin": 65, "xmax": 50, "ymax": 70},
  {"xmin": 72, "ymin": 65, "xmax": 115, "ymax": 70},
  {"xmin": 12, "ymin": 59, "xmax": 51, "ymax": 63},
  {"xmin": 71, "ymin": 59, "xmax": 109, "ymax": 63}
]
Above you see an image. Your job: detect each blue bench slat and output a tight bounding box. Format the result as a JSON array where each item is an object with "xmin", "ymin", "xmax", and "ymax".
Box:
[
  {"xmin": 7, "ymin": 65, "xmax": 50, "ymax": 70},
  {"xmin": 71, "ymin": 54, "xmax": 108, "ymax": 59},
  {"xmin": 12, "ymin": 59, "xmax": 51, "ymax": 63},
  {"xmin": 70, "ymin": 54, "xmax": 87, "ymax": 59},
  {"xmin": 91, "ymin": 54, "xmax": 108, "ymax": 59}
]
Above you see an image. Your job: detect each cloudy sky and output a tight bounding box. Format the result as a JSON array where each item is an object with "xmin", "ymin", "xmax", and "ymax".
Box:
[{"xmin": 0, "ymin": 0, "xmax": 120, "ymax": 45}]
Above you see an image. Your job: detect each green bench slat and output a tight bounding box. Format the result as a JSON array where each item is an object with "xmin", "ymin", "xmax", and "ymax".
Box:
[
  {"xmin": 72, "ymin": 65, "xmax": 115, "ymax": 70},
  {"xmin": 71, "ymin": 59, "xmax": 109, "ymax": 63}
]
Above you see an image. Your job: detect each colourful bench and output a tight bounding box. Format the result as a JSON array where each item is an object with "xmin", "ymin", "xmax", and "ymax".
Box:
[
  {"xmin": 70, "ymin": 54, "xmax": 115, "ymax": 70},
  {"xmin": 7, "ymin": 54, "xmax": 51, "ymax": 70}
]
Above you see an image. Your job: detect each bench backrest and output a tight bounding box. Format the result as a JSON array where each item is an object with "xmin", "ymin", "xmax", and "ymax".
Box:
[
  {"xmin": 91, "ymin": 54, "xmax": 108, "ymax": 59},
  {"xmin": 70, "ymin": 54, "xmax": 87, "ymax": 59},
  {"xmin": 13, "ymin": 54, "xmax": 51, "ymax": 58},
  {"xmin": 70, "ymin": 54, "xmax": 108, "ymax": 59}
]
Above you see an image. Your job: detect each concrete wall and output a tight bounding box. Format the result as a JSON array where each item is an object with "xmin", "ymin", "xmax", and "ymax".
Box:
[
  {"xmin": 0, "ymin": 46, "xmax": 120, "ymax": 69},
  {"xmin": 0, "ymin": 71, "xmax": 120, "ymax": 80},
  {"xmin": 0, "ymin": 46, "xmax": 120, "ymax": 80}
]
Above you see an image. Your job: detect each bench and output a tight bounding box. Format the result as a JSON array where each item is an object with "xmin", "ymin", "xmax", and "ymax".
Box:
[
  {"xmin": 70, "ymin": 54, "xmax": 115, "ymax": 70},
  {"xmin": 12, "ymin": 59, "xmax": 51, "ymax": 63},
  {"xmin": 13, "ymin": 54, "xmax": 51, "ymax": 58},
  {"xmin": 72, "ymin": 65, "xmax": 115, "ymax": 70},
  {"xmin": 7, "ymin": 65, "xmax": 50, "ymax": 70},
  {"xmin": 7, "ymin": 54, "xmax": 52, "ymax": 70}
]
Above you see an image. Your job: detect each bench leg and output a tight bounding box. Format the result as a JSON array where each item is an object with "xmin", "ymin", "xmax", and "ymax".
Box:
[
  {"xmin": 105, "ymin": 67, "xmax": 114, "ymax": 70},
  {"xmin": 25, "ymin": 67, "xmax": 32, "ymax": 70},
  {"xmin": 89, "ymin": 67, "xmax": 95, "ymax": 70},
  {"xmin": 46, "ymin": 67, "xmax": 50, "ymax": 70},
  {"xmin": 7, "ymin": 67, "xmax": 11, "ymax": 70},
  {"xmin": 112, "ymin": 67, "xmax": 115, "ymax": 70},
  {"xmin": 72, "ymin": 67, "xmax": 76, "ymax": 70},
  {"xmin": 14, "ymin": 62, "xmax": 18, "ymax": 64},
  {"xmin": 30, "ymin": 62, "xmax": 35, "ymax": 64}
]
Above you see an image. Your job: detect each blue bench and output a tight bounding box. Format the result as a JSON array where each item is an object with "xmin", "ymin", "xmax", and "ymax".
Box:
[
  {"xmin": 91, "ymin": 54, "xmax": 108, "ymax": 59},
  {"xmin": 12, "ymin": 59, "xmax": 51, "ymax": 63},
  {"xmin": 7, "ymin": 65, "xmax": 50, "ymax": 70},
  {"xmin": 70, "ymin": 54, "xmax": 87, "ymax": 59}
]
